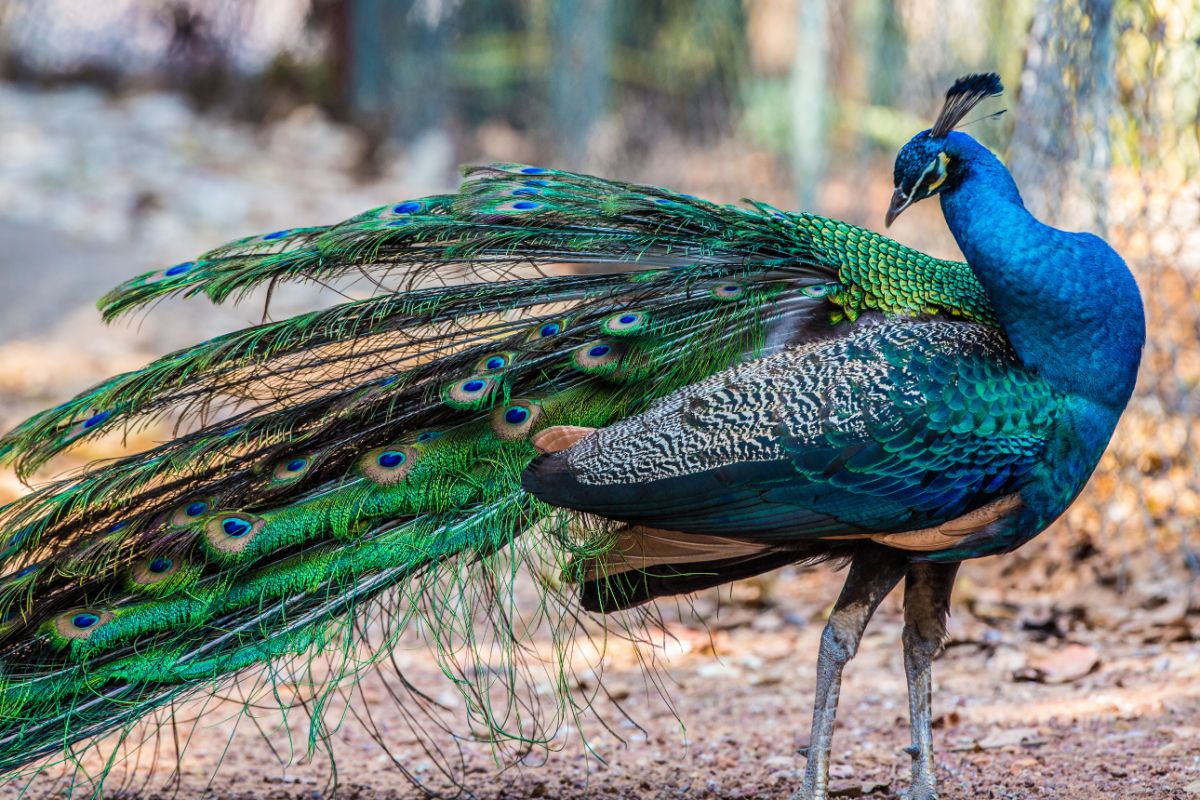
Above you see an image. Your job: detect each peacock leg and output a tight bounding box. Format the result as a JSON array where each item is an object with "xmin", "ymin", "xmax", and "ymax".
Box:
[
  {"xmin": 900, "ymin": 560, "xmax": 960, "ymax": 800},
  {"xmin": 792, "ymin": 547, "xmax": 908, "ymax": 800}
]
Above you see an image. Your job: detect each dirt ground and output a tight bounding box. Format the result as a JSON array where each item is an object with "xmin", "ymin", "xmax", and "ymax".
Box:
[{"xmin": 8, "ymin": 556, "xmax": 1200, "ymax": 800}]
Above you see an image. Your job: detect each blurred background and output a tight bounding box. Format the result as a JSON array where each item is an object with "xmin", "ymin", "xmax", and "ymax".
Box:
[
  {"xmin": 0, "ymin": 1, "xmax": 1198, "ymax": 796},
  {"xmin": 1, "ymin": 0, "xmax": 1196, "ymax": 598}
]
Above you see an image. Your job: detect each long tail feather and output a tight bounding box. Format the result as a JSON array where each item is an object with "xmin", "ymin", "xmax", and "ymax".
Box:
[{"xmin": 0, "ymin": 163, "xmax": 996, "ymax": 786}]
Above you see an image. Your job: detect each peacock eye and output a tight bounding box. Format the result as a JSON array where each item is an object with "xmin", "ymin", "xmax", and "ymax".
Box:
[
  {"xmin": 203, "ymin": 513, "xmax": 265, "ymax": 555},
  {"xmin": 377, "ymin": 450, "xmax": 406, "ymax": 468},
  {"xmin": 475, "ymin": 351, "xmax": 515, "ymax": 373},
  {"xmin": 53, "ymin": 608, "xmax": 113, "ymax": 641},
  {"xmin": 222, "ymin": 517, "xmax": 253, "ymax": 538},
  {"xmin": 491, "ymin": 400, "xmax": 543, "ymax": 440},
  {"xmin": 170, "ymin": 497, "xmax": 217, "ymax": 527},
  {"xmin": 444, "ymin": 373, "xmax": 499, "ymax": 410},
  {"xmin": 270, "ymin": 455, "xmax": 314, "ymax": 486},
  {"xmin": 602, "ymin": 311, "xmax": 648, "ymax": 335},
  {"xmin": 802, "ymin": 283, "xmax": 836, "ymax": 299},
  {"xmin": 358, "ymin": 446, "xmax": 418, "ymax": 485},
  {"xmin": 131, "ymin": 553, "xmax": 188, "ymax": 587},
  {"xmin": 572, "ymin": 340, "xmax": 623, "ymax": 371},
  {"xmin": 923, "ymin": 152, "xmax": 951, "ymax": 192},
  {"xmin": 711, "ymin": 282, "xmax": 745, "ymax": 301}
]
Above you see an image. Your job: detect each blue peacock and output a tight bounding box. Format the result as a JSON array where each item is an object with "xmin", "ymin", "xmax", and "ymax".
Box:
[{"xmin": 0, "ymin": 74, "xmax": 1143, "ymax": 800}]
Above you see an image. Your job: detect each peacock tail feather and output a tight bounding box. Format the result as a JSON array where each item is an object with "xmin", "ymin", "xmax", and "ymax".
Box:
[{"xmin": 0, "ymin": 164, "xmax": 999, "ymax": 784}]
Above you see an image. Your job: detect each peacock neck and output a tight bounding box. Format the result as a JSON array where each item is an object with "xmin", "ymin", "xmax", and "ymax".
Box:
[{"xmin": 937, "ymin": 133, "xmax": 1144, "ymax": 412}]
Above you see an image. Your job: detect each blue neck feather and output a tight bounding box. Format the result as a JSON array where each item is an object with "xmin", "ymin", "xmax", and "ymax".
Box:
[{"xmin": 937, "ymin": 132, "xmax": 1145, "ymax": 411}]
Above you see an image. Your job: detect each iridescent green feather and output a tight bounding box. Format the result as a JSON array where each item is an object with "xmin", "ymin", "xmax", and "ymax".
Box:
[{"xmin": 0, "ymin": 164, "xmax": 1000, "ymax": 785}]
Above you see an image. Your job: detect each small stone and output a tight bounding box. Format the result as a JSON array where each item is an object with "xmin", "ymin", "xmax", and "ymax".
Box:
[
  {"xmin": 1016, "ymin": 643, "xmax": 1100, "ymax": 684},
  {"xmin": 828, "ymin": 778, "xmax": 865, "ymax": 797},
  {"xmin": 977, "ymin": 727, "xmax": 1046, "ymax": 750},
  {"xmin": 769, "ymin": 768, "xmax": 801, "ymax": 784}
]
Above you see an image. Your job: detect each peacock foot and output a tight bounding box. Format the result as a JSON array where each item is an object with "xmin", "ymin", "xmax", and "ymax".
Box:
[
  {"xmin": 900, "ymin": 787, "xmax": 938, "ymax": 800},
  {"xmin": 788, "ymin": 780, "xmax": 825, "ymax": 800}
]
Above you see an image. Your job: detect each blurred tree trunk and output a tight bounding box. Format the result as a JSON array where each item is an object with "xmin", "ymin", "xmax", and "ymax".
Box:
[
  {"xmin": 861, "ymin": 0, "xmax": 904, "ymax": 109},
  {"xmin": 347, "ymin": 0, "xmax": 450, "ymax": 140},
  {"xmin": 548, "ymin": 0, "xmax": 611, "ymax": 166},
  {"xmin": 791, "ymin": 0, "xmax": 831, "ymax": 209},
  {"xmin": 1009, "ymin": 0, "xmax": 1115, "ymax": 234}
]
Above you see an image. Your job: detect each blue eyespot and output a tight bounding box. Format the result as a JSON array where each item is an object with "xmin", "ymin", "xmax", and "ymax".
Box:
[
  {"xmin": 387, "ymin": 218, "xmax": 413, "ymax": 227},
  {"xmin": 262, "ymin": 229, "xmax": 289, "ymax": 241},
  {"xmin": 539, "ymin": 323, "xmax": 561, "ymax": 337},
  {"xmin": 416, "ymin": 431, "xmax": 441, "ymax": 442},
  {"xmin": 512, "ymin": 201, "xmax": 539, "ymax": 210},
  {"xmin": 462, "ymin": 380, "xmax": 486, "ymax": 393},
  {"xmin": 618, "ymin": 314, "xmax": 637, "ymax": 324},
  {"xmin": 520, "ymin": 167, "xmax": 547, "ymax": 175},
  {"xmin": 523, "ymin": 179, "xmax": 549, "ymax": 187},
  {"xmin": 185, "ymin": 501, "xmax": 208, "ymax": 517},
  {"xmin": 285, "ymin": 458, "xmax": 307, "ymax": 472},
  {"xmin": 485, "ymin": 356, "xmax": 506, "ymax": 370},
  {"xmin": 148, "ymin": 557, "xmax": 173, "ymax": 573},
  {"xmin": 377, "ymin": 450, "xmax": 406, "ymax": 469},
  {"xmin": 392, "ymin": 201, "xmax": 422, "ymax": 214},
  {"xmin": 72, "ymin": 613, "xmax": 99, "ymax": 630},
  {"xmin": 14, "ymin": 564, "xmax": 38, "ymax": 578},
  {"xmin": 512, "ymin": 187, "xmax": 539, "ymax": 196},
  {"xmin": 82, "ymin": 410, "xmax": 112, "ymax": 429},
  {"xmin": 504, "ymin": 406, "xmax": 529, "ymax": 425},
  {"xmin": 588, "ymin": 344, "xmax": 611, "ymax": 358},
  {"xmin": 164, "ymin": 262, "xmax": 194, "ymax": 277},
  {"xmin": 222, "ymin": 517, "xmax": 252, "ymax": 538},
  {"xmin": 712, "ymin": 283, "xmax": 745, "ymax": 301},
  {"xmin": 108, "ymin": 521, "xmax": 128, "ymax": 532}
]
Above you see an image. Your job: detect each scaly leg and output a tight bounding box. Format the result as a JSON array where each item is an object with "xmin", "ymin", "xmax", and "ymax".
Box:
[
  {"xmin": 901, "ymin": 561, "xmax": 960, "ymax": 800},
  {"xmin": 792, "ymin": 547, "xmax": 908, "ymax": 800}
]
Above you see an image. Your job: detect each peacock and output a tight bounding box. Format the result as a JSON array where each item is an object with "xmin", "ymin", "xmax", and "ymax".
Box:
[{"xmin": 0, "ymin": 73, "xmax": 1144, "ymax": 800}]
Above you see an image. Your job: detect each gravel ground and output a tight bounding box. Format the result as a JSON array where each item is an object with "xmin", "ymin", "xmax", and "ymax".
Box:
[{"xmin": 7, "ymin": 565, "xmax": 1200, "ymax": 799}]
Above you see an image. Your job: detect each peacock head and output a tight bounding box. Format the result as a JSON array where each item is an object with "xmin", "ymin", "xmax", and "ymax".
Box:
[{"xmin": 886, "ymin": 73, "xmax": 1003, "ymax": 226}]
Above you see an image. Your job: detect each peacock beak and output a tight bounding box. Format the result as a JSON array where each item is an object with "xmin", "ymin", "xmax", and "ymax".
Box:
[{"xmin": 885, "ymin": 188, "xmax": 913, "ymax": 227}]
